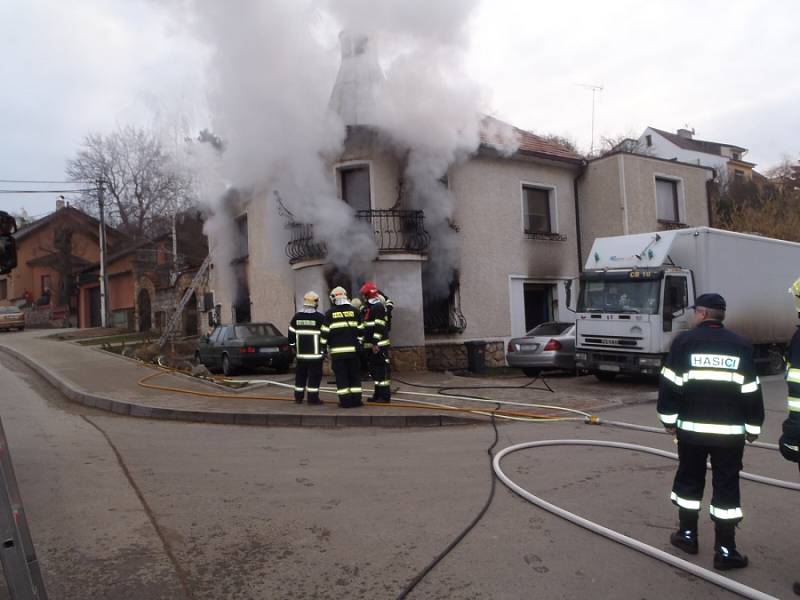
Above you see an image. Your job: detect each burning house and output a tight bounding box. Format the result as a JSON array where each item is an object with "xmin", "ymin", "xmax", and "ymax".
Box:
[{"xmin": 206, "ymin": 32, "xmax": 584, "ymax": 370}]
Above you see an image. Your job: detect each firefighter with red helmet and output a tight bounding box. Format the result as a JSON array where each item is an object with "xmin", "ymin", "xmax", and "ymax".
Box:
[
  {"xmin": 360, "ymin": 281, "xmax": 392, "ymax": 403},
  {"xmin": 288, "ymin": 291, "xmax": 325, "ymax": 405}
]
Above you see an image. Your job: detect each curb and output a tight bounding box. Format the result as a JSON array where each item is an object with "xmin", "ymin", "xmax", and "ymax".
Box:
[{"xmin": 0, "ymin": 344, "xmax": 480, "ymax": 429}]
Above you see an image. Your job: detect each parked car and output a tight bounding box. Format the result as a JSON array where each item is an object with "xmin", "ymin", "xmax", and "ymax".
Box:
[
  {"xmin": 195, "ymin": 323, "xmax": 294, "ymax": 376},
  {"xmin": 0, "ymin": 306, "xmax": 25, "ymax": 332},
  {"xmin": 506, "ymin": 321, "xmax": 576, "ymax": 376}
]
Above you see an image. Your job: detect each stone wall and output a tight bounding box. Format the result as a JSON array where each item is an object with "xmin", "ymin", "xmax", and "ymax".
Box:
[
  {"xmin": 425, "ymin": 341, "xmax": 506, "ymax": 372},
  {"xmin": 390, "ymin": 346, "xmax": 426, "ymax": 372}
]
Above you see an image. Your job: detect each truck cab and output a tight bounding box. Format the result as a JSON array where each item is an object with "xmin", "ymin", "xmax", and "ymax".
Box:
[{"xmin": 575, "ymin": 266, "xmax": 694, "ymax": 379}]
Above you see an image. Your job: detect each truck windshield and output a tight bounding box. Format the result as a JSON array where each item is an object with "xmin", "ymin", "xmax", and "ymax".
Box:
[{"xmin": 577, "ymin": 279, "xmax": 661, "ymax": 314}]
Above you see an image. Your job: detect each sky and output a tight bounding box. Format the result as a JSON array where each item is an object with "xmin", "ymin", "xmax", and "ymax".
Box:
[{"xmin": 1, "ymin": 0, "xmax": 799, "ymax": 218}]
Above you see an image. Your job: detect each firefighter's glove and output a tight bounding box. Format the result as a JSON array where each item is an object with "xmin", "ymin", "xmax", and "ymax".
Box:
[{"xmin": 779, "ymin": 417, "xmax": 800, "ymax": 463}]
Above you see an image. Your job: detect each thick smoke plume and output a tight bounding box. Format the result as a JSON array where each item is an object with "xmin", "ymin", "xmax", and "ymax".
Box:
[{"xmin": 173, "ymin": 0, "xmax": 517, "ymax": 303}]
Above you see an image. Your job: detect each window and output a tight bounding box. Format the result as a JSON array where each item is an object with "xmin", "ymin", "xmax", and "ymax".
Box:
[
  {"xmin": 41, "ymin": 274, "xmax": 52, "ymax": 295},
  {"xmin": 645, "ymin": 134, "xmax": 653, "ymax": 147},
  {"xmin": 732, "ymin": 152, "xmax": 741, "ymax": 161},
  {"xmin": 734, "ymin": 169, "xmax": 745, "ymax": 182},
  {"xmin": 340, "ymin": 166, "xmax": 371, "ymax": 212},
  {"xmin": 0, "ymin": 278, "xmax": 6, "ymax": 300},
  {"xmin": 664, "ymin": 276, "xmax": 689, "ymax": 314},
  {"xmin": 522, "ymin": 186, "xmax": 552, "ymax": 234},
  {"xmin": 655, "ymin": 178, "xmax": 680, "ymax": 222},
  {"xmin": 423, "ymin": 268, "xmax": 466, "ymax": 334},
  {"xmin": 234, "ymin": 214, "xmax": 249, "ymax": 260}
]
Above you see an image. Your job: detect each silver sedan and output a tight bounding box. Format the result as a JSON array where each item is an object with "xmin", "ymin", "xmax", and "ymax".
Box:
[{"xmin": 506, "ymin": 321, "xmax": 576, "ymax": 376}]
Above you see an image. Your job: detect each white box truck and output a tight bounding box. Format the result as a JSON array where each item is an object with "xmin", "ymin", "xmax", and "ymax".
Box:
[{"xmin": 574, "ymin": 227, "xmax": 800, "ymax": 380}]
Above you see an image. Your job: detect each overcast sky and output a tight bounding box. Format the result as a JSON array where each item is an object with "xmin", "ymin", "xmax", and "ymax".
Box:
[{"xmin": 2, "ymin": 0, "xmax": 798, "ymax": 217}]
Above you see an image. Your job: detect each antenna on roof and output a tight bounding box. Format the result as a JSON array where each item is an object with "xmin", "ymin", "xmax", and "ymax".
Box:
[{"xmin": 577, "ymin": 84, "xmax": 604, "ymax": 156}]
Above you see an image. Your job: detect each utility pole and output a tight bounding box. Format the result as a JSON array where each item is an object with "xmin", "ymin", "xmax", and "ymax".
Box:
[{"xmin": 97, "ymin": 180, "xmax": 109, "ymax": 328}]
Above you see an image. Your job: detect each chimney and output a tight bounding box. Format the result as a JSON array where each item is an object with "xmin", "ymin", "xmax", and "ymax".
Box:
[
  {"xmin": 677, "ymin": 128, "xmax": 694, "ymax": 140},
  {"xmin": 55, "ymin": 195, "xmax": 65, "ymax": 210},
  {"xmin": 327, "ymin": 31, "xmax": 385, "ymax": 127}
]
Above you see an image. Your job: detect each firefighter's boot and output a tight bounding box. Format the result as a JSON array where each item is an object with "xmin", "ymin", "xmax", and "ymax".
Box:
[{"xmin": 670, "ymin": 529, "xmax": 699, "ymax": 555}]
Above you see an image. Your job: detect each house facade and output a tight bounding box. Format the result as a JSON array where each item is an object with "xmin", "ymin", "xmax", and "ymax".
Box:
[
  {"xmin": 578, "ymin": 151, "xmax": 715, "ymax": 266},
  {"xmin": 0, "ymin": 202, "xmax": 126, "ymax": 324},
  {"xmin": 638, "ymin": 126, "xmax": 755, "ymax": 183},
  {"xmin": 77, "ymin": 211, "xmax": 209, "ymax": 333}
]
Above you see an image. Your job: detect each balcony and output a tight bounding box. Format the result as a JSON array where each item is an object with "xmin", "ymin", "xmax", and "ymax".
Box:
[{"xmin": 286, "ymin": 209, "xmax": 430, "ymax": 264}]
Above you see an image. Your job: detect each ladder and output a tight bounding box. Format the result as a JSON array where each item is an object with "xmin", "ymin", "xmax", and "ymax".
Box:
[{"xmin": 157, "ymin": 255, "xmax": 211, "ymax": 347}]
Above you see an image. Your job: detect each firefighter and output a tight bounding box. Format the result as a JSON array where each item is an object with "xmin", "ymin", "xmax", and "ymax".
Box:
[
  {"xmin": 320, "ymin": 287, "xmax": 364, "ymax": 408},
  {"xmin": 287, "ymin": 291, "xmax": 325, "ymax": 405},
  {"xmin": 658, "ymin": 293, "xmax": 764, "ymax": 570},
  {"xmin": 350, "ymin": 297, "xmax": 369, "ymax": 374},
  {"xmin": 777, "ymin": 277, "xmax": 800, "ymax": 595},
  {"xmin": 360, "ymin": 281, "xmax": 392, "ymax": 403}
]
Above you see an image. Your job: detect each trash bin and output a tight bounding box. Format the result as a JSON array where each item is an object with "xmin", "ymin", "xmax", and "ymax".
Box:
[{"xmin": 464, "ymin": 340, "xmax": 488, "ymax": 374}]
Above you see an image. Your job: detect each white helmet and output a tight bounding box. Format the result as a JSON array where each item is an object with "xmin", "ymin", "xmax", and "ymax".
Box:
[
  {"xmin": 303, "ymin": 291, "xmax": 319, "ymax": 308},
  {"xmin": 790, "ymin": 277, "xmax": 800, "ymax": 313},
  {"xmin": 329, "ymin": 286, "xmax": 348, "ymax": 304}
]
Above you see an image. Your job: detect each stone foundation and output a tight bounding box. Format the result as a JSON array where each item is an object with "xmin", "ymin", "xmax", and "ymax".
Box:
[
  {"xmin": 425, "ymin": 341, "xmax": 506, "ymax": 372},
  {"xmin": 390, "ymin": 346, "xmax": 427, "ymax": 372}
]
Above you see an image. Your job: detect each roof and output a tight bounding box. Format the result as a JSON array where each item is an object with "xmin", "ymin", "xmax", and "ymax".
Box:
[
  {"xmin": 14, "ymin": 206, "xmax": 125, "ymax": 243},
  {"xmin": 589, "ymin": 149, "xmax": 715, "ymax": 172},
  {"xmin": 648, "ymin": 127, "xmax": 747, "ymax": 156},
  {"xmin": 481, "ymin": 116, "xmax": 583, "ymax": 164},
  {"xmin": 26, "ymin": 253, "xmax": 93, "ymax": 269}
]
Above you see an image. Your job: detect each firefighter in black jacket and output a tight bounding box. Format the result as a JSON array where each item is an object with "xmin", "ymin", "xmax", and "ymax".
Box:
[
  {"xmin": 658, "ymin": 293, "xmax": 764, "ymax": 570},
  {"xmin": 320, "ymin": 287, "xmax": 364, "ymax": 408},
  {"xmin": 288, "ymin": 291, "xmax": 325, "ymax": 405},
  {"xmin": 360, "ymin": 281, "xmax": 392, "ymax": 403},
  {"xmin": 777, "ymin": 277, "xmax": 800, "ymax": 595}
]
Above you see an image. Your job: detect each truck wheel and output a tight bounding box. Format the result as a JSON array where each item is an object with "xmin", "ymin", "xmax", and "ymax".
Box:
[{"xmin": 595, "ymin": 372, "xmax": 618, "ymax": 382}]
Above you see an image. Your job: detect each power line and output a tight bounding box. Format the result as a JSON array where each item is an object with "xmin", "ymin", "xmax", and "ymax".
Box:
[
  {"xmin": 0, "ymin": 189, "xmax": 97, "ymax": 194},
  {"xmin": 0, "ymin": 179, "xmax": 93, "ymax": 184}
]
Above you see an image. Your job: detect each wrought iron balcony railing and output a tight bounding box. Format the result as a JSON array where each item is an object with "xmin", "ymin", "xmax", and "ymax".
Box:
[{"xmin": 286, "ymin": 209, "xmax": 430, "ymax": 264}]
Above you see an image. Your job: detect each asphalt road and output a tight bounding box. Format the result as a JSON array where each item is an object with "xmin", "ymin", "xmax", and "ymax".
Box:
[{"xmin": 0, "ymin": 353, "xmax": 797, "ymax": 599}]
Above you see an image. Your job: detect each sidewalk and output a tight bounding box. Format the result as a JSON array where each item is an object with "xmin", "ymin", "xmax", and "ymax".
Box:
[{"xmin": 0, "ymin": 330, "xmax": 658, "ymax": 427}]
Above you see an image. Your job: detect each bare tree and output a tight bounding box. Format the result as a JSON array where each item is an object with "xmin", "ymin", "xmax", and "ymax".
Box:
[
  {"xmin": 66, "ymin": 125, "xmax": 193, "ymax": 240},
  {"xmin": 712, "ymin": 177, "xmax": 800, "ymax": 242},
  {"xmin": 597, "ymin": 133, "xmax": 651, "ymax": 157}
]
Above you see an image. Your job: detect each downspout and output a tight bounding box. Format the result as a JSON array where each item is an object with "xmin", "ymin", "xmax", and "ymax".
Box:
[{"xmin": 572, "ymin": 160, "xmax": 588, "ymax": 273}]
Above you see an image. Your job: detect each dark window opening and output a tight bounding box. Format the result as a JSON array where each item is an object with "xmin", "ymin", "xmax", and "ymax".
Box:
[
  {"xmin": 0, "ymin": 279, "xmax": 6, "ymax": 300},
  {"xmin": 340, "ymin": 166, "xmax": 371, "ymax": 212},
  {"xmin": 656, "ymin": 178, "xmax": 680, "ymax": 222},
  {"xmin": 646, "ymin": 134, "xmax": 653, "ymax": 147},
  {"xmin": 423, "ymin": 268, "xmax": 466, "ymax": 334},
  {"xmin": 734, "ymin": 169, "xmax": 745, "ymax": 182},
  {"xmin": 234, "ymin": 214, "xmax": 249, "ymax": 261},
  {"xmin": 324, "ymin": 266, "xmax": 354, "ymax": 302},
  {"xmin": 523, "ymin": 186, "xmax": 552, "ymax": 234},
  {"xmin": 233, "ymin": 263, "xmax": 250, "ymax": 323}
]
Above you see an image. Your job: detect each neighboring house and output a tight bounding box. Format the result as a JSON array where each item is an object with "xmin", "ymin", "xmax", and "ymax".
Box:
[
  {"xmin": 0, "ymin": 201, "xmax": 126, "ymax": 323},
  {"xmin": 208, "ymin": 32, "xmax": 585, "ymax": 370},
  {"xmin": 76, "ymin": 211, "xmax": 209, "ymax": 332},
  {"xmin": 638, "ymin": 127, "xmax": 755, "ymax": 183},
  {"xmin": 578, "ymin": 150, "xmax": 715, "ymax": 266}
]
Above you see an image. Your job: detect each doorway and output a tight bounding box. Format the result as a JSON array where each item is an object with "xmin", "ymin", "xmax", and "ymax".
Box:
[
  {"xmin": 89, "ymin": 286, "xmax": 101, "ymax": 328},
  {"xmin": 523, "ymin": 283, "xmax": 553, "ymax": 333},
  {"xmin": 137, "ymin": 289, "xmax": 152, "ymax": 332}
]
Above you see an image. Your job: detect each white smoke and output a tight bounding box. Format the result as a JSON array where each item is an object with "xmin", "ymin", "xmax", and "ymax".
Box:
[
  {"xmin": 321, "ymin": 0, "xmax": 519, "ymax": 297},
  {"xmin": 168, "ymin": 0, "xmax": 518, "ymax": 302}
]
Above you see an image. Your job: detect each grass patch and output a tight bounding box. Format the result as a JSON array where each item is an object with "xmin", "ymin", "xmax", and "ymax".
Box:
[{"xmin": 76, "ymin": 333, "xmax": 154, "ymax": 346}]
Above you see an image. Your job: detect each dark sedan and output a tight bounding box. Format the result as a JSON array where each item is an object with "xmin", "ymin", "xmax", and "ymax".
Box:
[
  {"xmin": 195, "ymin": 323, "xmax": 294, "ymax": 376},
  {"xmin": 506, "ymin": 321, "xmax": 576, "ymax": 376}
]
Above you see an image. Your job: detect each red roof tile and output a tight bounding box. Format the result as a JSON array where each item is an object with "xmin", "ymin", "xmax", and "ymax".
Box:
[{"xmin": 480, "ymin": 116, "xmax": 582, "ymax": 163}]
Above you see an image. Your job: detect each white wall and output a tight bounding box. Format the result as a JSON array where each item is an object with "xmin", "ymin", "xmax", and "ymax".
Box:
[{"xmin": 639, "ymin": 128, "xmax": 728, "ymax": 175}]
